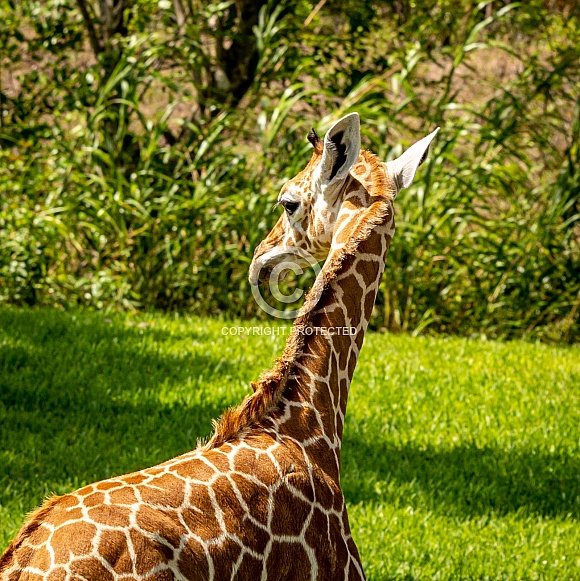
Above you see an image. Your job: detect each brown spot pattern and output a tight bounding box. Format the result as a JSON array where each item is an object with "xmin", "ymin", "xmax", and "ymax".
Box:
[{"xmin": 0, "ymin": 122, "xmax": 403, "ymax": 581}]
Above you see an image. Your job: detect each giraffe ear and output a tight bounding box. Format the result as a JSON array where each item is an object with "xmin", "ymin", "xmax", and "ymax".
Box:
[
  {"xmin": 385, "ymin": 128, "xmax": 440, "ymax": 196},
  {"xmin": 318, "ymin": 112, "xmax": 361, "ymax": 185}
]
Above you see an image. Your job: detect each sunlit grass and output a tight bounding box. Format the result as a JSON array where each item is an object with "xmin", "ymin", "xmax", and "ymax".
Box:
[{"xmin": 1, "ymin": 307, "xmax": 578, "ymax": 579}]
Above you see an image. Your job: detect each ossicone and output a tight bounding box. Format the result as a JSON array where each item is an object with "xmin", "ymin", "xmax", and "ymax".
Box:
[{"xmin": 307, "ymin": 128, "xmax": 323, "ymax": 154}]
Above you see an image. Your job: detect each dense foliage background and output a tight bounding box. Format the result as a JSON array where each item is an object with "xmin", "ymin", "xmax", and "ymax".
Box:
[{"xmin": 0, "ymin": 0, "xmax": 579, "ymax": 342}]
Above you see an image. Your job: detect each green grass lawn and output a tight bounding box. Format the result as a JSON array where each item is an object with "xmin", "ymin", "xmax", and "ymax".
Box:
[{"xmin": 0, "ymin": 307, "xmax": 579, "ymax": 580}]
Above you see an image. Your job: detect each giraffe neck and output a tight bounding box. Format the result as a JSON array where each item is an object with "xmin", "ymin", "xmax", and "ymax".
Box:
[
  {"xmin": 205, "ymin": 154, "xmax": 395, "ymax": 480},
  {"xmin": 274, "ymin": 177, "xmax": 395, "ymax": 482}
]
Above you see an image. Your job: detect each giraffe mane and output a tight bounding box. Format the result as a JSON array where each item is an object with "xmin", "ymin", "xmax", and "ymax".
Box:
[
  {"xmin": 0, "ymin": 495, "xmax": 61, "ymax": 576},
  {"xmin": 203, "ymin": 150, "xmax": 394, "ymax": 451},
  {"xmin": 202, "ymin": 319, "xmax": 304, "ymax": 450}
]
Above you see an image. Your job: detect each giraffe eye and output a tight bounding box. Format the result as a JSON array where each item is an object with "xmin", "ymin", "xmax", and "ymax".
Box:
[{"xmin": 281, "ymin": 200, "xmax": 300, "ymax": 216}]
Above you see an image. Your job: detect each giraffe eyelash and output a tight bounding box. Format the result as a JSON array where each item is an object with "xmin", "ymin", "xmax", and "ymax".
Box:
[{"xmin": 280, "ymin": 200, "xmax": 300, "ymax": 216}]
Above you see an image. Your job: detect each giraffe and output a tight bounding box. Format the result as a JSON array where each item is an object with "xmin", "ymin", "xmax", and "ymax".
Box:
[{"xmin": 0, "ymin": 113, "xmax": 438, "ymax": 581}]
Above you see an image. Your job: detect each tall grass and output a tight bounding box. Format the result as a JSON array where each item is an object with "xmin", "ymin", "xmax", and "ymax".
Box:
[{"xmin": 0, "ymin": 1, "xmax": 578, "ymax": 341}]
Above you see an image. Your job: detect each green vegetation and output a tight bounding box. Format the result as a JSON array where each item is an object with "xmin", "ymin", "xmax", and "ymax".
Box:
[
  {"xmin": 1, "ymin": 307, "xmax": 578, "ymax": 579},
  {"xmin": 2, "ymin": 3, "xmax": 578, "ymax": 573},
  {"xmin": 0, "ymin": 1, "xmax": 579, "ymax": 341}
]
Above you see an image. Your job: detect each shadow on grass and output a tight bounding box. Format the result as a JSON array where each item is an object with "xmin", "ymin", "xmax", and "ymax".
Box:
[
  {"xmin": 342, "ymin": 436, "xmax": 580, "ymax": 519},
  {"xmin": 0, "ymin": 307, "xmax": 244, "ymax": 510},
  {"xmin": 2, "ymin": 308, "xmax": 577, "ymax": 523}
]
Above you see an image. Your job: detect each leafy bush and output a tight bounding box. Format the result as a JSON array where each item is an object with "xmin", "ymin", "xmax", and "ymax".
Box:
[{"xmin": 0, "ymin": 0, "xmax": 578, "ymax": 341}]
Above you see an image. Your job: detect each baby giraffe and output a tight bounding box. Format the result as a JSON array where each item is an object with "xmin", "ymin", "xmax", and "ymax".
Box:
[{"xmin": 0, "ymin": 113, "xmax": 437, "ymax": 581}]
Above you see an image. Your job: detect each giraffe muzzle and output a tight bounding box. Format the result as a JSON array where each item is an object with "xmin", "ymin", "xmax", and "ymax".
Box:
[
  {"xmin": 256, "ymin": 264, "xmax": 273, "ymax": 285},
  {"xmin": 248, "ymin": 256, "xmax": 272, "ymax": 286}
]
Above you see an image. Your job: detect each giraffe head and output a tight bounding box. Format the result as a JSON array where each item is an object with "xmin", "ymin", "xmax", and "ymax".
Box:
[{"xmin": 249, "ymin": 112, "xmax": 439, "ymax": 285}]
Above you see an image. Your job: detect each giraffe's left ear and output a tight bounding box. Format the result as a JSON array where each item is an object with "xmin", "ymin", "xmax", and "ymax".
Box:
[
  {"xmin": 318, "ymin": 112, "xmax": 361, "ymax": 186},
  {"xmin": 385, "ymin": 128, "xmax": 440, "ymax": 196}
]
